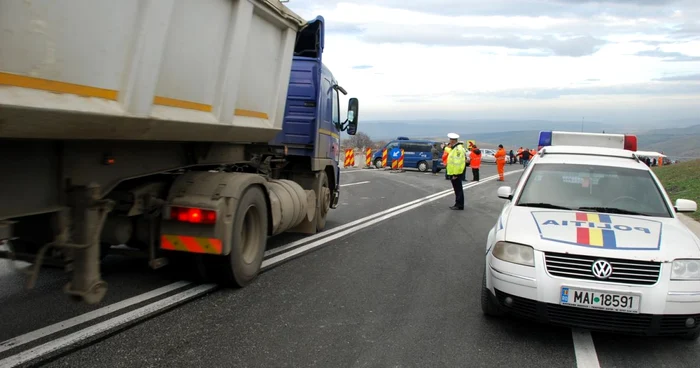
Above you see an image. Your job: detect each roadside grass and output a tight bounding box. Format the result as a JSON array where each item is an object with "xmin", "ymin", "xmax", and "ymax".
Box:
[{"xmin": 653, "ymin": 159, "xmax": 700, "ymax": 221}]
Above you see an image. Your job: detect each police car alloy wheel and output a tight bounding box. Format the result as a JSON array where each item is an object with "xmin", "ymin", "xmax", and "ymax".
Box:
[{"xmin": 483, "ymin": 131, "xmax": 700, "ymax": 340}]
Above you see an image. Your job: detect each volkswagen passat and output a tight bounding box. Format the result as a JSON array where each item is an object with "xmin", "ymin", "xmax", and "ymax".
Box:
[{"xmin": 482, "ymin": 131, "xmax": 700, "ymax": 340}]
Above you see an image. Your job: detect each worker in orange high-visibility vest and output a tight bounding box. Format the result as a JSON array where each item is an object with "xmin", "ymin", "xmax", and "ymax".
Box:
[
  {"xmin": 442, "ymin": 144, "xmax": 451, "ymax": 180},
  {"xmin": 469, "ymin": 145, "xmax": 482, "ymax": 181},
  {"xmin": 495, "ymin": 144, "xmax": 507, "ymax": 181}
]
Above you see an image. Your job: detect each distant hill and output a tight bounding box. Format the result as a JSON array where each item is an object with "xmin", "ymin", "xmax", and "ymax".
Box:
[
  {"xmin": 350, "ymin": 119, "xmax": 607, "ymax": 140},
  {"xmin": 346, "ymin": 121, "xmax": 700, "ymax": 160},
  {"xmin": 464, "ymin": 125, "xmax": 700, "ymax": 160},
  {"xmin": 636, "ymin": 125, "xmax": 700, "ymax": 160},
  {"xmin": 347, "ymin": 118, "xmax": 697, "ymax": 141}
]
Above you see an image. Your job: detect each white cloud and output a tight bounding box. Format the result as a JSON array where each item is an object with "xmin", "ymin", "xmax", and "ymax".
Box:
[{"xmin": 284, "ymin": 0, "xmax": 700, "ymax": 124}]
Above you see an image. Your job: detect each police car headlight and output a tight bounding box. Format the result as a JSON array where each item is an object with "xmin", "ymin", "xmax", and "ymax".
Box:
[
  {"xmin": 671, "ymin": 259, "xmax": 700, "ymax": 280},
  {"xmin": 492, "ymin": 242, "xmax": 535, "ymax": 267}
]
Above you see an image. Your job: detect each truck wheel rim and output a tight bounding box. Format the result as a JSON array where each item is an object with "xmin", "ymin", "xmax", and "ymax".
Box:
[
  {"xmin": 241, "ymin": 205, "xmax": 261, "ymax": 264},
  {"xmin": 321, "ymin": 187, "xmax": 330, "ymax": 215}
]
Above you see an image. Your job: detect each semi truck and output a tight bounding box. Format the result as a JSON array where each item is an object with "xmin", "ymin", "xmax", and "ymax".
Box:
[{"xmin": 0, "ymin": 0, "xmax": 358, "ymax": 304}]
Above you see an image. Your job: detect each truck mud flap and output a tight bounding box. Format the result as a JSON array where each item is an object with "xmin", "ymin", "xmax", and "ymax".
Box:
[{"xmin": 331, "ymin": 190, "xmax": 339, "ymax": 209}]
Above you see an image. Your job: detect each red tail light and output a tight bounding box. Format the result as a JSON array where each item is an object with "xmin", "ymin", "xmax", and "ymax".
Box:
[{"xmin": 170, "ymin": 206, "xmax": 217, "ymax": 224}]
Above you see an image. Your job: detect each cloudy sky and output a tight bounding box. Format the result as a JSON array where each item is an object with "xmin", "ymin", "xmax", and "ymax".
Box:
[{"xmin": 284, "ymin": 0, "xmax": 700, "ymax": 124}]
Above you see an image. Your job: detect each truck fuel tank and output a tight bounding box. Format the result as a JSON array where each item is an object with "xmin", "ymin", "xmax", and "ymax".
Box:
[{"xmin": 267, "ymin": 179, "xmax": 316, "ymax": 236}]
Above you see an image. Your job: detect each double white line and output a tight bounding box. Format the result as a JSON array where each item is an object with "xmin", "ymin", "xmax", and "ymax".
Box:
[
  {"xmin": 0, "ymin": 170, "xmax": 522, "ymax": 367},
  {"xmin": 262, "ymin": 172, "xmax": 520, "ymax": 268}
]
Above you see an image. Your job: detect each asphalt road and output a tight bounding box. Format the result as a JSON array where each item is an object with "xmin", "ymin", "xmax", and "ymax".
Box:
[{"xmin": 1, "ymin": 162, "xmax": 699, "ymax": 367}]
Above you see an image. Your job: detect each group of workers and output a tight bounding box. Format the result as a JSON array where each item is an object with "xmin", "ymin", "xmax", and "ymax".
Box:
[{"xmin": 437, "ymin": 133, "xmax": 537, "ymax": 210}]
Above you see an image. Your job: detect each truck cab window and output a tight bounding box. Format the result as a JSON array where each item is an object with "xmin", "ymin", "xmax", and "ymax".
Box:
[{"xmin": 332, "ymin": 89, "xmax": 340, "ymax": 125}]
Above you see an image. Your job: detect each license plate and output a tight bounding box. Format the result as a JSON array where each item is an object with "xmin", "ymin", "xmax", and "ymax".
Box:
[{"xmin": 560, "ymin": 286, "xmax": 641, "ymax": 314}]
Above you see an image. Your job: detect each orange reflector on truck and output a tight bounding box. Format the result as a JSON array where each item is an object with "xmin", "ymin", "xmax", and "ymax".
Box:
[{"xmin": 160, "ymin": 234, "xmax": 223, "ymax": 254}]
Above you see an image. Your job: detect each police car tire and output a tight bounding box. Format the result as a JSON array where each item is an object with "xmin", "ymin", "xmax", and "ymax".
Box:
[
  {"xmin": 481, "ymin": 270, "xmax": 505, "ymax": 317},
  {"xmin": 374, "ymin": 158, "xmax": 382, "ymax": 169}
]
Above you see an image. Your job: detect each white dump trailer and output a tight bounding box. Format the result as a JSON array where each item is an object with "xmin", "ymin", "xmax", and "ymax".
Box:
[{"xmin": 0, "ymin": 0, "xmax": 359, "ymax": 303}]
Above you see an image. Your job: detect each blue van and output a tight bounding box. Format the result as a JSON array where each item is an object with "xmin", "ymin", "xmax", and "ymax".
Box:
[{"xmin": 372, "ymin": 138, "xmax": 445, "ymax": 172}]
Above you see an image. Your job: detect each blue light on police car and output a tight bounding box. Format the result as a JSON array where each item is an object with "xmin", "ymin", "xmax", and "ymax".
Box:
[{"xmin": 538, "ymin": 131, "xmax": 552, "ymax": 150}]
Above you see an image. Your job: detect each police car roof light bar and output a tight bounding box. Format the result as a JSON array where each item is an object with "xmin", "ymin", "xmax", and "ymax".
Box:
[
  {"xmin": 537, "ymin": 131, "xmax": 638, "ymax": 152},
  {"xmin": 623, "ymin": 135, "xmax": 638, "ymax": 151},
  {"xmin": 537, "ymin": 131, "xmax": 553, "ymax": 151}
]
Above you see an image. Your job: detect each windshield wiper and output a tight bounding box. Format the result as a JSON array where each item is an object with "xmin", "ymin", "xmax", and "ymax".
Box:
[
  {"xmin": 577, "ymin": 206, "xmax": 649, "ymax": 216},
  {"xmin": 518, "ymin": 203, "xmax": 573, "ymax": 210}
]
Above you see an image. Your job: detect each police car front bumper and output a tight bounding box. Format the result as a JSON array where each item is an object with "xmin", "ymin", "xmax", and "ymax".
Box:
[{"xmin": 486, "ymin": 252, "xmax": 700, "ymax": 337}]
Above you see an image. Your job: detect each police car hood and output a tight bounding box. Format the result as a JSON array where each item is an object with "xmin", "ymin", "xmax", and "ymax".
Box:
[{"xmin": 503, "ymin": 207, "xmax": 700, "ymax": 261}]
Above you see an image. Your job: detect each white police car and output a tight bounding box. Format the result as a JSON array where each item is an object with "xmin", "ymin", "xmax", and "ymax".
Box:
[{"xmin": 481, "ymin": 131, "xmax": 700, "ymax": 339}]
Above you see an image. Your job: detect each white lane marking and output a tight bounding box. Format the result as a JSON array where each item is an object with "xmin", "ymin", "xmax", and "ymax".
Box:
[
  {"xmin": 262, "ymin": 170, "xmax": 522, "ymax": 268},
  {"xmin": 263, "ymin": 180, "xmax": 465, "ymax": 258},
  {"xmin": 0, "ymin": 284, "xmax": 216, "ymax": 368},
  {"xmin": 0, "ymin": 281, "xmax": 191, "ymax": 354},
  {"xmin": 264, "ymin": 170, "xmax": 522, "ymax": 258},
  {"xmin": 339, "ymin": 181, "xmax": 370, "ymax": 187},
  {"xmin": 572, "ymin": 329, "xmax": 601, "ymax": 368},
  {"xmin": 339, "ymin": 169, "xmax": 377, "ymax": 173},
  {"xmin": 1, "ymin": 169, "xmax": 523, "ymax": 366}
]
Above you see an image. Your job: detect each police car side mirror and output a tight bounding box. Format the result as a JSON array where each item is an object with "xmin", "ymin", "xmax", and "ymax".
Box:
[
  {"xmin": 497, "ymin": 186, "xmax": 513, "ymax": 200},
  {"xmin": 674, "ymin": 199, "xmax": 697, "ymax": 213}
]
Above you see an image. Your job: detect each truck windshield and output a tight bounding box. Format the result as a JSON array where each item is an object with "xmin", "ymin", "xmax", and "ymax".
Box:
[{"xmin": 516, "ymin": 163, "xmax": 672, "ymax": 218}]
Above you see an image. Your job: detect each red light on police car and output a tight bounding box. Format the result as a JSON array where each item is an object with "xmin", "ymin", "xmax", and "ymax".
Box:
[
  {"xmin": 623, "ymin": 135, "xmax": 637, "ymax": 151},
  {"xmin": 170, "ymin": 206, "xmax": 217, "ymax": 224}
]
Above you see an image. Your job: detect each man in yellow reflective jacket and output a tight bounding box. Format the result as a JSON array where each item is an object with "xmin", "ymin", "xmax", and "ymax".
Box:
[{"xmin": 446, "ymin": 133, "xmax": 466, "ymax": 210}]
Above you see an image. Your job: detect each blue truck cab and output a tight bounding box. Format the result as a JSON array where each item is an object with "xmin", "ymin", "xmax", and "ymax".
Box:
[
  {"xmin": 270, "ymin": 16, "xmax": 359, "ymax": 209},
  {"xmin": 372, "ymin": 137, "xmax": 444, "ymax": 172}
]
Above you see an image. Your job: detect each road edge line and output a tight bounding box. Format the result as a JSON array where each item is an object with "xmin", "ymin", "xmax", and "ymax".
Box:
[
  {"xmin": 263, "ymin": 180, "xmax": 461, "ymax": 257},
  {"xmin": 572, "ymin": 328, "xmax": 601, "ymax": 368},
  {"xmin": 0, "ymin": 284, "xmax": 216, "ymax": 368},
  {"xmin": 262, "ymin": 170, "xmax": 522, "ymax": 268},
  {"xmin": 265, "ymin": 170, "xmax": 521, "ymax": 258},
  {"xmin": 0, "ymin": 281, "xmax": 191, "ymax": 355},
  {"xmin": 339, "ymin": 181, "xmax": 370, "ymax": 187}
]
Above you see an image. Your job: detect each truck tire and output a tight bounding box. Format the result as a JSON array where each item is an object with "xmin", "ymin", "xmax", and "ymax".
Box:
[
  {"xmin": 316, "ymin": 171, "xmax": 330, "ymax": 232},
  {"xmin": 222, "ymin": 185, "xmax": 268, "ymax": 287}
]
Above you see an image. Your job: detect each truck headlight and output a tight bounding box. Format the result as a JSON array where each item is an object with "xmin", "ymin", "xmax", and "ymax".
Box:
[
  {"xmin": 671, "ymin": 259, "xmax": 700, "ymax": 280},
  {"xmin": 492, "ymin": 242, "xmax": 535, "ymax": 267}
]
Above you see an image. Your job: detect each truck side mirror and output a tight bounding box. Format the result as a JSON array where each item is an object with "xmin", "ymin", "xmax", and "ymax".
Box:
[{"xmin": 346, "ymin": 98, "xmax": 359, "ymax": 136}]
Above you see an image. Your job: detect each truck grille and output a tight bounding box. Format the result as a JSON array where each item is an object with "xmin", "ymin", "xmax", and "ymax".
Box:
[{"xmin": 544, "ymin": 252, "xmax": 661, "ymax": 285}]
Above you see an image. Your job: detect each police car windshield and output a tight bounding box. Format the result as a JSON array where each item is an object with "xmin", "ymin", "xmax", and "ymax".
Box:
[{"xmin": 516, "ymin": 163, "xmax": 672, "ymax": 218}]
